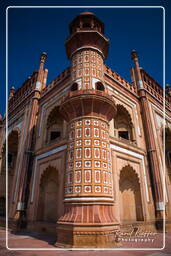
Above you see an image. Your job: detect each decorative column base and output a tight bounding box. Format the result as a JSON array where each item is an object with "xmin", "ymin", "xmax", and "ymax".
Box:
[
  {"xmin": 55, "ymin": 203, "xmax": 120, "ymax": 248},
  {"xmin": 56, "ymin": 224, "xmax": 119, "ymax": 248}
]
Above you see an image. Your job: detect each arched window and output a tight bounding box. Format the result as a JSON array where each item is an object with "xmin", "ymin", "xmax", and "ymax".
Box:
[
  {"xmin": 95, "ymin": 82, "xmax": 105, "ymax": 91},
  {"xmin": 114, "ymin": 105, "xmax": 134, "ymax": 142},
  {"xmin": 71, "ymin": 82, "xmax": 78, "ymax": 91},
  {"xmin": 46, "ymin": 107, "xmax": 63, "ymax": 143}
]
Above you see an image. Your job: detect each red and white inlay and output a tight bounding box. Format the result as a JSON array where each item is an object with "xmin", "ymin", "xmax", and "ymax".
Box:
[
  {"xmin": 84, "ymin": 186, "xmax": 92, "ymax": 193},
  {"xmin": 85, "ymin": 128, "xmax": 91, "ymax": 137},
  {"xmin": 103, "ymin": 171, "xmax": 108, "ymax": 184},
  {"xmin": 93, "ymin": 120, "xmax": 99, "ymax": 126},
  {"xmin": 102, "ymin": 162, "xmax": 107, "ymax": 169},
  {"xmin": 94, "ymin": 161, "xmax": 100, "ymax": 168},
  {"xmin": 94, "ymin": 140, "xmax": 100, "ymax": 146},
  {"xmin": 75, "ymin": 161, "xmax": 82, "ymax": 168},
  {"xmin": 75, "ymin": 170, "xmax": 81, "ymax": 183},
  {"xmin": 84, "ymin": 160, "xmax": 91, "ymax": 168},
  {"xmin": 85, "ymin": 119, "xmax": 91, "ymax": 125},
  {"xmin": 102, "ymin": 141, "xmax": 106, "ymax": 148},
  {"xmin": 75, "ymin": 186, "xmax": 81, "ymax": 193},
  {"xmin": 76, "ymin": 120, "xmax": 82, "ymax": 126},
  {"xmin": 76, "ymin": 140, "xmax": 82, "ymax": 146},
  {"xmin": 95, "ymin": 186, "xmax": 101, "ymax": 193},
  {"xmin": 84, "ymin": 170, "xmax": 92, "ymax": 183},
  {"xmin": 85, "ymin": 139, "xmax": 91, "ymax": 146},
  {"xmin": 94, "ymin": 128, "xmax": 99, "ymax": 137},
  {"xmin": 94, "ymin": 147, "xmax": 100, "ymax": 159},
  {"xmin": 95, "ymin": 170, "xmax": 101, "ymax": 183},
  {"xmin": 68, "ymin": 186, "xmax": 73, "ymax": 194},
  {"xmin": 102, "ymin": 149, "xmax": 107, "ymax": 160},
  {"xmin": 76, "ymin": 148, "xmax": 82, "ymax": 159},
  {"xmin": 69, "ymin": 162, "xmax": 74, "ymax": 169},
  {"xmin": 104, "ymin": 186, "xmax": 109, "ymax": 194},
  {"xmin": 76, "ymin": 128, "xmax": 82, "ymax": 138},
  {"xmin": 85, "ymin": 147, "xmax": 91, "ymax": 158}
]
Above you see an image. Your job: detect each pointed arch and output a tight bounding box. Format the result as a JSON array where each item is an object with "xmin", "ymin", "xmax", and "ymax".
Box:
[
  {"xmin": 37, "ymin": 166, "xmax": 59, "ymax": 223},
  {"xmin": 119, "ymin": 165, "xmax": 144, "ymax": 222},
  {"xmin": 114, "ymin": 104, "xmax": 135, "ymax": 142},
  {"xmin": 46, "ymin": 106, "xmax": 64, "ymax": 143}
]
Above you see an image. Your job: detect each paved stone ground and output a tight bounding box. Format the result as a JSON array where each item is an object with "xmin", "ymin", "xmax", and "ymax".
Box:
[{"xmin": 0, "ymin": 228, "xmax": 171, "ymax": 256}]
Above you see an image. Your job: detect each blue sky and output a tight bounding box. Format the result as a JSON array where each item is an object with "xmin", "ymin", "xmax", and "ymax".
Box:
[{"xmin": 0, "ymin": 0, "xmax": 171, "ymax": 116}]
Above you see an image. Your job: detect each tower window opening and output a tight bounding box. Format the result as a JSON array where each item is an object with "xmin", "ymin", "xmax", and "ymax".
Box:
[
  {"xmin": 82, "ymin": 23, "xmax": 91, "ymax": 28},
  {"xmin": 96, "ymin": 82, "xmax": 105, "ymax": 91},
  {"xmin": 71, "ymin": 83, "xmax": 78, "ymax": 91},
  {"xmin": 118, "ymin": 131, "xmax": 129, "ymax": 140},
  {"xmin": 50, "ymin": 131, "xmax": 61, "ymax": 141},
  {"xmin": 8, "ymin": 153, "xmax": 13, "ymax": 167}
]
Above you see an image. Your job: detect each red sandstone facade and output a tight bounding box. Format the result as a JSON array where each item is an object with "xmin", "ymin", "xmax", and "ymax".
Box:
[{"xmin": 0, "ymin": 12, "xmax": 171, "ymax": 247}]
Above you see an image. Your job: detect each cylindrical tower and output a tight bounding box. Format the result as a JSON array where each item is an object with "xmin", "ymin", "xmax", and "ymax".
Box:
[{"xmin": 56, "ymin": 12, "xmax": 119, "ymax": 248}]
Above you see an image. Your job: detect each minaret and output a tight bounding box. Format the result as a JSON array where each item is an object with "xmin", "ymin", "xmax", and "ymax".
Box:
[
  {"xmin": 56, "ymin": 12, "xmax": 119, "ymax": 248},
  {"xmin": 12, "ymin": 53, "xmax": 48, "ymax": 227},
  {"xmin": 131, "ymin": 50, "xmax": 164, "ymax": 228}
]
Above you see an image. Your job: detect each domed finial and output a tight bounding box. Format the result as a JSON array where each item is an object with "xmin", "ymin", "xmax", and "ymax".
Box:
[
  {"xmin": 131, "ymin": 49, "xmax": 138, "ymax": 60},
  {"xmin": 9, "ymin": 86, "xmax": 15, "ymax": 100},
  {"xmin": 39, "ymin": 52, "xmax": 47, "ymax": 70}
]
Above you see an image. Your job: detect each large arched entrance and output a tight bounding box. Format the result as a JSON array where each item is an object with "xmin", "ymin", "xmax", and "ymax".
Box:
[
  {"xmin": 0, "ymin": 130, "xmax": 19, "ymax": 215},
  {"xmin": 37, "ymin": 166, "xmax": 58, "ymax": 223},
  {"xmin": 119, "ymin": 165, "xmax": 144, "ymax": 222}
]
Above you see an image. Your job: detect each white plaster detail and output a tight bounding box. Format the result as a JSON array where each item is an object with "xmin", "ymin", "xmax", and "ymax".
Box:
[
  {"xmin": 73, "ymin": 78, "xmax": 82, "ymax": 90},
  {"xmin": 156, "ymin": 201, "xmax": 165, "ymax": 211},
  {"xmin": 35, "ymin": 81, "xmax": 42, "ymax": 90},
  {"xmin": 113, "ymin": 90, "xmax": 119, "ymax": 95},
  {"xmin": 17, "ymin": 201, "xmax": 25, "ymax": 211},
  {"xmin": 138, "ymin": 80, "xmax": 143, "ymax": 89},
  {"xmin": 64, "ymin": 197, "xmax": 114, "ymax": 202},
  {"xmin": 92, "ymin": 78, "xmax": 101, "ymax": 89}
]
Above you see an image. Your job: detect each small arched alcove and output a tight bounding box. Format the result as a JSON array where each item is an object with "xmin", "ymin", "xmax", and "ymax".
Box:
[
  {"xmin": 37, "ymin": 166, "xmax": 59, "ymax": 223},
  {"xmin": 114, "ymin": 105, "xmax": 135, "ymax": 142},
  {"xmin": 119, "ymin": 165, "xmax": 144, "ymax": 222},
  {"xmin": 46, "ymin": 107, "xmax": 63, "ymax": 143},
  {"xmin": 71, "ymin": 82, "xmax": 78, "ymax": 91},
  {"xmin": 95, "ymin": 81, "xmax": 105, "ymax": 91}
]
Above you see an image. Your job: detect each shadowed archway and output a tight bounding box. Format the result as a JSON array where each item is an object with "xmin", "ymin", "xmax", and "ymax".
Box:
[
  {"xmin": 119, "ymin": 165, "xmax": 144, "ymax": 222},
  {"xmin": 37, "ymin": 166, "xmax": 59, "ymax": 223}
]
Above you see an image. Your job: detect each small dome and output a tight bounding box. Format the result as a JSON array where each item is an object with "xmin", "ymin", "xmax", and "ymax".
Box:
[{"xmin": 79, "ymin": 11, "xmax": 95, "ymax": 16}]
